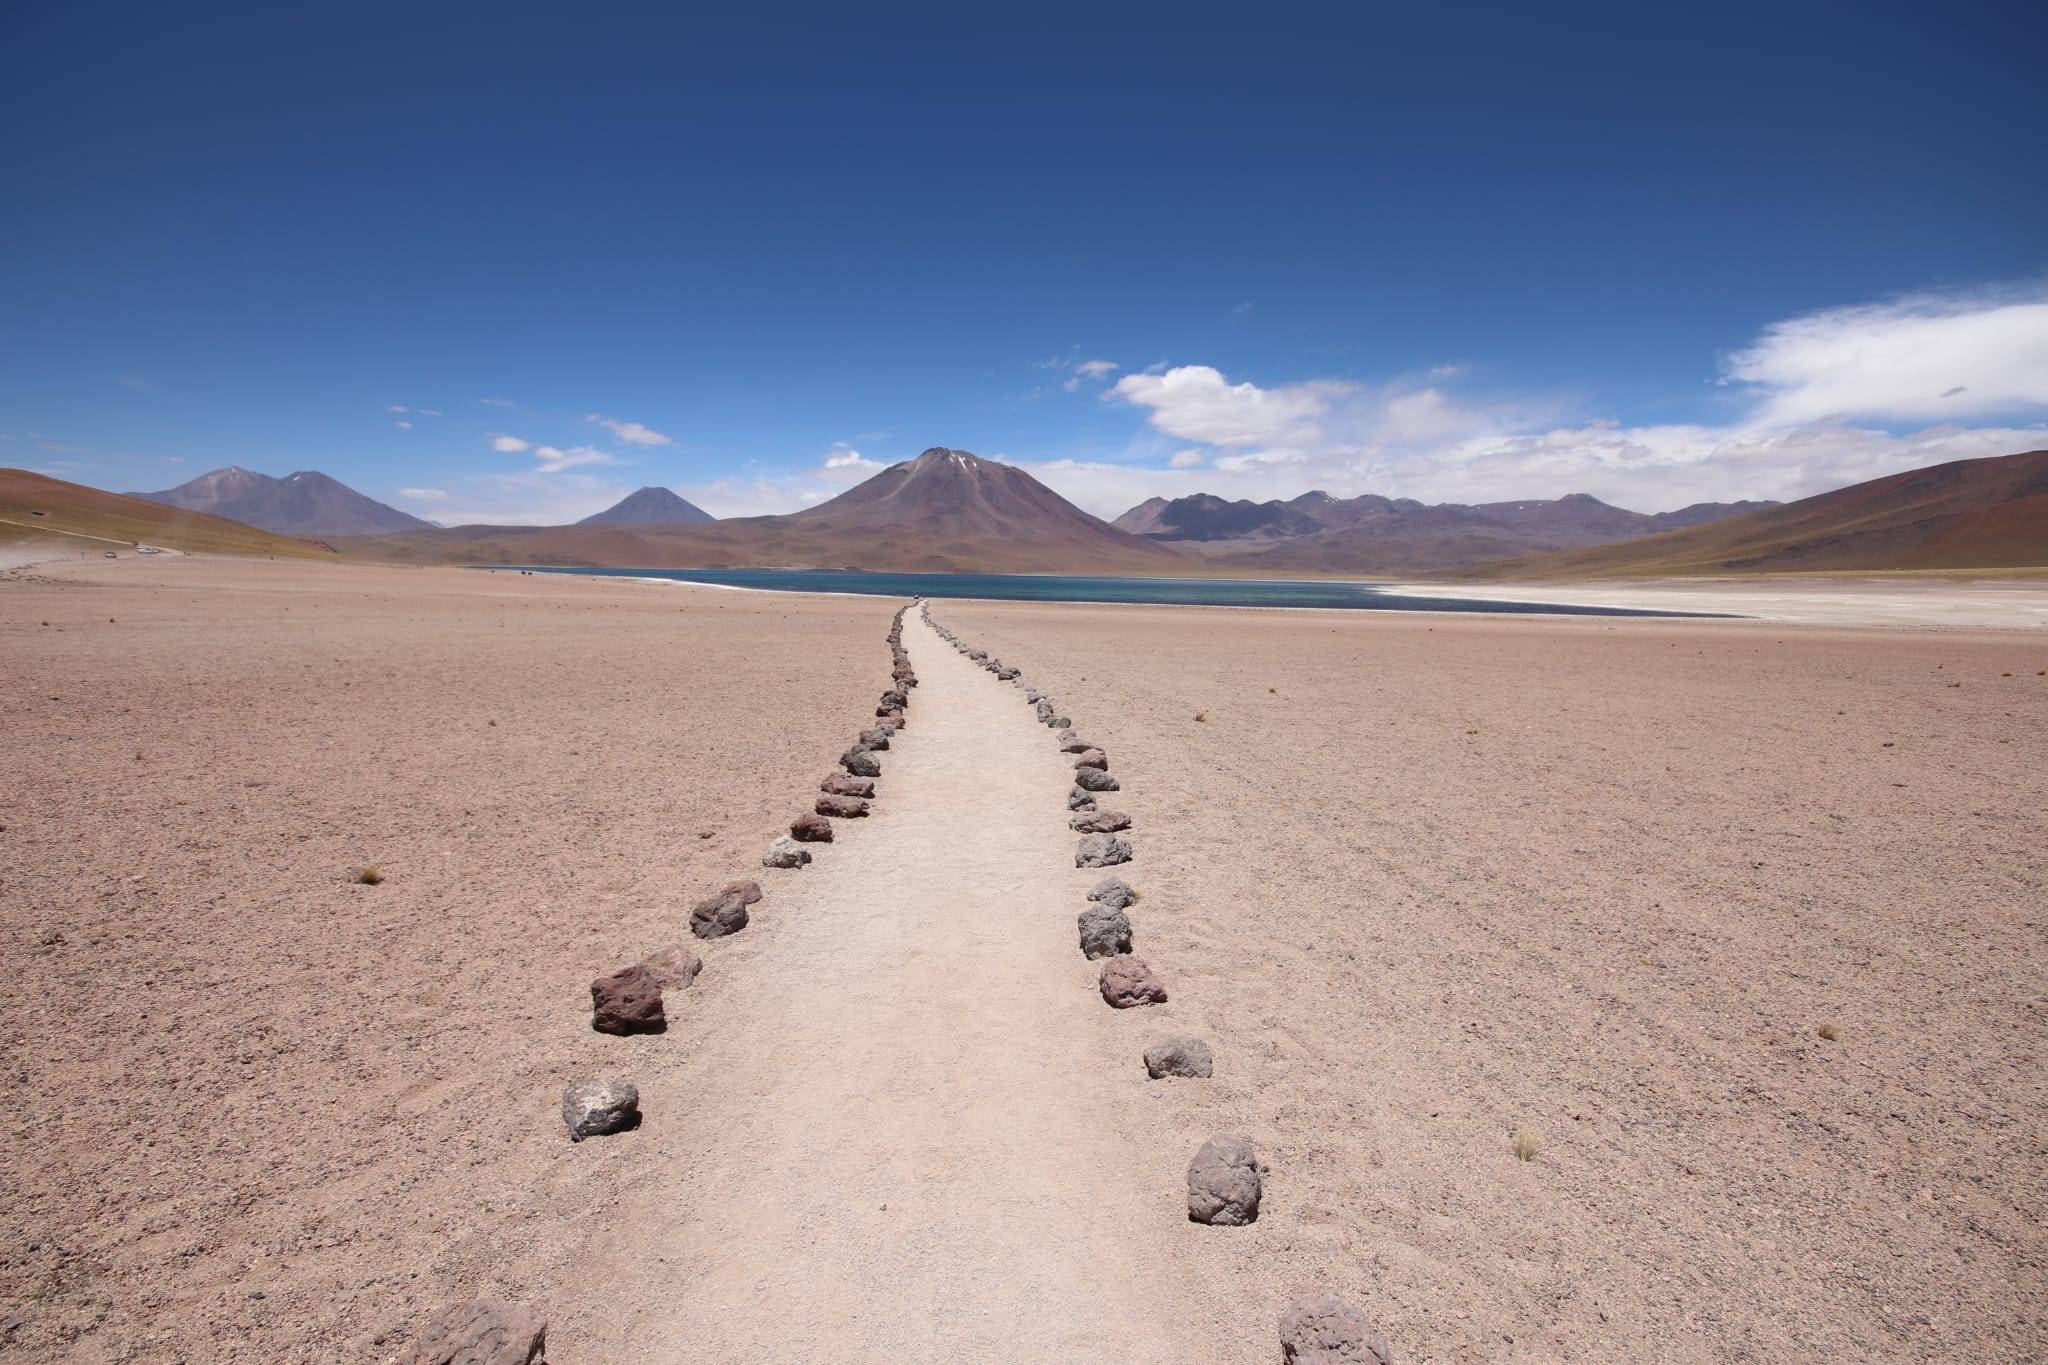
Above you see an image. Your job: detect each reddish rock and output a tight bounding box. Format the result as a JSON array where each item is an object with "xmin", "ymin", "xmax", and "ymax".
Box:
[
  {"xmin": 590, "ymin": 962, "xmax": 664, "ymax": 1035},
  {"xmin": 790, "ymin": 812, "xmax": 834, "ymax": 842},
  {"xmin": 821, "ymin": 773, "xmax": 875, "ymax": 798},
  {"xmin": 1099, "ymin": 955, "xmax": 1166, "ymax": 1007},
  {"xmin": 1279, "ymin": 1292, "xmax": 1391, "ymax": 1364},
  {"xmin": 815, "ymin": 794, "xmax": 870, "ymax": 818},
  {"xmin": 405, "ymin": 1297, "xmax": 547, "ymax": 1364},
  {"xmin": 637, "ymin": 945, "xmax": 702, "ymax": 991},
  {"xmin": 720, "ymin": 879, "xmax": 763, "ymax": 905}
]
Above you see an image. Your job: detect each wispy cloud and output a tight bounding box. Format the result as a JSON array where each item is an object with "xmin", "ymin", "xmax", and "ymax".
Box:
[
  {"xmin": 533, "ymin": 444, "xmax": 612, "ymax": 473},
  {"xmin": 479, "ymin": 397, "xmax": 518, "ymax": 409},
  {"xmin": 586, "ymin": 413, "xmax": 673, "ymax": 446},
  {"xmin": 394, "ymin": 419, "xmax": 413, "ymax": 430},
  {"xmin": 397, "ymin": 487, "xmax": 446, "ymax": 499},
  {"xmin": 490, "ymin": 433, "xmax": 532, "ymax": 453}
]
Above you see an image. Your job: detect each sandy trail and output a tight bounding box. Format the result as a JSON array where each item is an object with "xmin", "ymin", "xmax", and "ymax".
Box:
[{"xmin": 563, "ymin": 610, "xmax": 1232, "ymax": 1362}]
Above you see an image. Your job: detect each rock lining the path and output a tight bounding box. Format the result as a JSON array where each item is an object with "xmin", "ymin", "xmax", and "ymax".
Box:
[
  {"xmin": 762, "ymin": 835, "xmax": 811, "ymax": 869},
  {"xmin": 1078, "ymin": 903, "xmax": 1133, "ymax": 959},
  {"xmin": 404, "ymin": 1297, "xmax": 547, "ymax": 1365},
  {"xmin": 815, "ymin": 794, "xmax": 870, "ymax": 818},
  {"xmin": 1278, "ymin": 1293, "xmax": 1392, "ymax": 1364},
  {"xmin": 1144, "ymin": 1035, "xmax": 1213, "ymax": 1079},
  {"xmin": 1099, "ymin": 955, "xmax": 1167, "ymax": 1007},
  {"xmin": 1088, "ymin": 876, "xmax": 1136, "ymax": 910},
  {"xmin": 637, "ymin": 945, "xmax": 703, "ymax": 991},
  {"xmin": 1072, "ymin": 748, "xmax": 1108, "ymax": 771},
  {"xmin": 1073, "ymin": 767, "xmax": 1120, "ymax": 793},
  {"xmin": 691, "ymin": 887, "xmax": 751, "ymax": 938},
  {"xmin": 590, "ymin": 962, "xmax": 666, "ymax": 1035},
  {"xmin": 790, "ymin": 812, "xmax": 834, "ymax": 842},
  {"xmin": 562, "ymin": 1077, "xmax": 640, "ymax": 1142},
  {"xmin": 840, "ymin": 747, "xmax": 881, "ymax": 778},
  {"xmin": 821, "ymin": 773, "xmax": 875, "ymax": 798},
  {"xmin": 858, "ymin": 726, "xmax": 892, "ymax": 751},
  {"xmin": 1186, "ymin": 1135, "xmax": 1261, "ymax": 1225},
  {"xmin": 1059, "ymin": 735, "xmax": 1094, "ymax": 754},
  {"xmin": 1074, "ymin": 832, "xmax": 1133, "ymax": 866},
  {"xmin": 1067, "ymin": 787, "xmax": 1098, "ymax": 812},
  {"xmin": 1070, "ymin": 809, "xmax": 1131, "ymax": 833}
]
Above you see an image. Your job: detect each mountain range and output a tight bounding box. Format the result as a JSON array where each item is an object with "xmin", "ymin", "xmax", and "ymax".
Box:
[
  {"xmin": 1113, "ymin": 490, "xmax": 1777, "ymax": 574},
  {"xmin": 130, "ymin": 467, "xmax": 433, "ymax": 536}
]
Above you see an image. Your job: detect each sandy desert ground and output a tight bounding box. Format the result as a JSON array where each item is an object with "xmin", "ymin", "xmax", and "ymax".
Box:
[{"xmin": 2, "ymin": 557, "xmax": 2044, "ymax": 1363}]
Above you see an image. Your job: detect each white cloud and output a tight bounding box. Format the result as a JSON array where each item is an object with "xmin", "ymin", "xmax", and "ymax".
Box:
[
  {"xmin": 398, "ymin": 487, "xmax": 446, "ymax": 499},
  {"xmin": 386, "ymin": 404, "xmax": 409, "ymax": 414},
  {"xmin": 587, "ymin": 413, "xmax": 674, "ymax": 446},
  {"xmin": 1075, "ymin": 359, "xmax": 1118, "ymax": 378},
  {"xmin": 490, "ymin": 434, "xmax": 532, "ymax": 453},
  {"xmin": 418, "ymin": 408, "xmax": 443, "ymax": 417},
  {"xmin": 1725, "ymin": 288, "xmax": 2048, "ymax": 426},
  {"xmin": 825, "ymin": 448, "xmax": 883, "ymax": 472},
  {"xmin": 479, "ymin": 397, "xmax": 518, "ymax": 408},
  {"xmin": 533, "ymin": 444, "xmax": 612, "ymax": 473},
  {"xmin": 1168, "ymin": 449, "xmax": 1207, "ymax": 468},
  {"xmin": 394, "ymin": 419, "xmax": 413, "ymax": 430},
  {"xmin": 1069, "ymin": 285, "xmax": 2048, "ymax": 516}
]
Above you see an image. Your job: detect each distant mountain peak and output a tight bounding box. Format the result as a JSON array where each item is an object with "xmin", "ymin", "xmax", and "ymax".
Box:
[
  {"xmin": 577, "ymin": 486, "xmax": 715, "ymax": 526},
  {"xmin": 129, "ymin": 465, "xmax": 431, "ymax": 536}
]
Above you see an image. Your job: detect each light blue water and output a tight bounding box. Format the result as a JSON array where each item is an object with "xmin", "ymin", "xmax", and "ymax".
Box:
[{"xmin": 507, "ymin": 566, "xmax": 1725, "ymax": 617}]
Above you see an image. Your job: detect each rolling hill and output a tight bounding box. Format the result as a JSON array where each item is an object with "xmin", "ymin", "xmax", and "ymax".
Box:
[
  {"xmin": 342, "ymin": 448, "xmax": 1189, "ymax": 574},
  {"xmin": 0, "ymin": 468, "xmax": 341, "ymax": 560},
  {"xmin": 577, "ymin": 486, "xmax": 716, "ymax": 526},
  {"xmin": 1114, "ymin": 488, "xmax": 1777, "ymax": 573},
  {"xmin": 131, "ymin": 466, "xmax": 432, "ymax": 536},
  {"xmin": 1453, "ymin": 450, "xmax": 2048, "ymax": 579}
]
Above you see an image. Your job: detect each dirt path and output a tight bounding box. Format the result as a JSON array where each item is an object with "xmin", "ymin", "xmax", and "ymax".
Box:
[{"xmin": 558, "ymin": 610, "xmax": 1236, "ymax": 1362}]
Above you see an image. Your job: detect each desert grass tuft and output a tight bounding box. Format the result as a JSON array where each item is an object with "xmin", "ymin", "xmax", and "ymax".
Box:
[
  {"xmin": 1817, "ymin": 1022, "xmax": 1840, "ymax": 1041},
  {"xmin": 1510, "ymin": 1126, "xmax": 1542, "ymax": 1162},
  {"xmin": 352, "ymin": 865, "xmax": 385, "ymax": 886},
  {"xmin": 1193, "ymin": 711, "xmax": 1208, "ymax": 723}
]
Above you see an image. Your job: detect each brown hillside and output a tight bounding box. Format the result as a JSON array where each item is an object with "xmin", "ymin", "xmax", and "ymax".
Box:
[
  {"xmin": 0, "ymin": 468, "xmax": 339, "ymax": 560},
  {"xmin": 1455, "ymin": 450, "xmax": 2048, "ymax": 579}
]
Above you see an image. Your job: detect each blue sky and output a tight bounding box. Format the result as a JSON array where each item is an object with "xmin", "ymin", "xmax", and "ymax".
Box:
[{"xmin": 3, "ymin": 2, "xmax": 2043, "ymax": 523}]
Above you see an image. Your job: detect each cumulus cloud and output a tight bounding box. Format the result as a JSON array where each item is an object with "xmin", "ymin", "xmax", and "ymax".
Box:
[
  {"xmin": 1067, "ymin": 285, "xmax": 2048, "ymax": 516},
  {"xmin": 491, "ymin": 433, "xmax": 532, "ymax": 453},
  {"xmin": 587, "ymin": 413, "xmax": 674, "ymax": 446},
  {"xmin": 1726, "ymin": 288, "xmax": 2048, "ymax": 426},
  {"xmin": 532, "ymin": 444, "xmax": 611, "ymax": 473},
  {"xmin": 1168, "ymin": 449, "xmax": 1208, "ymax": 468}
]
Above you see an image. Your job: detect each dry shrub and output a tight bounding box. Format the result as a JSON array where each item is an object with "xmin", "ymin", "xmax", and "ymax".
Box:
[
  {"xmin": 352, "ymin": 865, "xmax": 385, "ymax": 886},
  {"xmin": 1511, "ymin": 1127, "xmax": 1542, "ymax": 1162}
]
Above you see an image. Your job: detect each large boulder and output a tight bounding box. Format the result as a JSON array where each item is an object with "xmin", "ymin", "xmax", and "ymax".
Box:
[
  {"xmin": 1077, "ymin": 904, "xmax": 1132, "ymax": 960},
  {"xmin": 1071, "ymin": 809, "xmax": 1130, "ymax": 834},
  {"xmin": 690, "ymin": 889, "xmax": 750, "ymax": 939},
  {"xmin": 589, "ymin": 962, "xmax": 665, "ymax": 1035},
  {"xmin": 1278, "ymin": 1293, "xmax": 1391, "ymax": 1364},
  {"xmin": 562, "ymin": 1077, "xmax": 640, "ymax": 1142},
  {"xmin": 815, "ymin": 794, "xmax": 870, "ymax": 819},
  {"xmin": 1144, "ymin": 1035, "xmax": 1213, "ymax": 1079},
  {"xmin": 821, "ymin": 773, "xmax": 875, "ymax": 798},
  {"xmin": 790, "ymin": 812, "xmax": 834, "ymax": 842},
  {"xmin": 1075, "ymin": 833, "xmax": 1133, "ymax": 867},
  {"xmin": 1087, "ymin": 876, "xmax": 1136, "ymax": 910},
  {"xmin": 762, "ymin": 835, "xmax": 811, "ymax": 869},
  {"xmin": 1186, "ymin": 1135, "xmax": 1261, "ymax": 1225},
  {"xmin": 1073, "ymin": 768, "xmax": 1120, "ymax": 793},
  {"xmin": 1098, "ymin": 955, "xmax": 1166, "ymax": 1007},
  {"xmin": 1066, "ymin": 787, "xmax": 1098, "ymax": 812},
  {"xmin": 841, "ymin": 747, "xmax": 882, "ymax": 778},
  {"xmin": 405, "ymin": 1298, "xmax": 547, "ymax": 1365}
]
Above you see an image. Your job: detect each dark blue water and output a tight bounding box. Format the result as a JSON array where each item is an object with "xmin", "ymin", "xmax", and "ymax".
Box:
[{"xmin": 508, "ymin": 566, "xmax": 1724, "ymax": 617}]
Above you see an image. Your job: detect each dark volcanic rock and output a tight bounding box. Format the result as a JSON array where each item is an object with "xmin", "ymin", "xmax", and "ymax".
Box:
[
  {"xmin": 1073, "ymin": 767, "xmax": 1120, "ymax": 793},
  {"xmin": 1144, "ymin": 1035, "xmax": 1213, "ymax": 1079},
  {"xmin": 1099, "ymin": 954, "xmax": 1166, "ymax": 1006},
  {"xmin": 690, "ymin": 889, "xmax": 751, "ymax": 939},
  {"xmin": 858, "ymin": 726, "xmax": 892, "ymax": 751},
  {"xmin": 1070, "ymin": 808, "xmax": 1130, "ymax": 833},
  {"xmin": 762, "ymin": 835, "xmax": 811, "ymax": 869},
  {"xmin": 1078, "ymin": 903, "xmax": 1133, "ymax": 959},
  {"xmin": 1067, "ymin": 787, "xmax": 1098, "ymax": 812},
  {"xmin": 1087, "ymin": 876, "xmax": 1136, "ymax": 910},
  {"xmin": 841, "ymin": 747, "xmax": 882, "ymax": 778},
  {"xmin": 405, "ymin": 1297, "xmax": 547, "ymax": 1365},
  {"xmin": 562, "ymin": 1076, "xmax": 640, "ymax": 1142},
  {"xmin": 1075, "ymin": 834, "xmax": 1132, "ymax": 868},
  {"xmin": 790, "ymin": 812, "xmax": 834, "ymax": 842},
  {"xmin": 815, "ymin": 794, "xmax": 870, "ymax": 818},
  {"xmin": 1278, "ymin": 1293, "xmax": 1392, "ymax": 1364},
  {"xmin": 821, "ymin": 773, "xmax": 875, "ymax": 798},
  {"xmin": 590, "ymin": 962, "xmax": 665, "ymax": 1035},
  {"xmin": 1186, "ymin": 1134, "xmax": 1261, "ymax": 1225}
]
